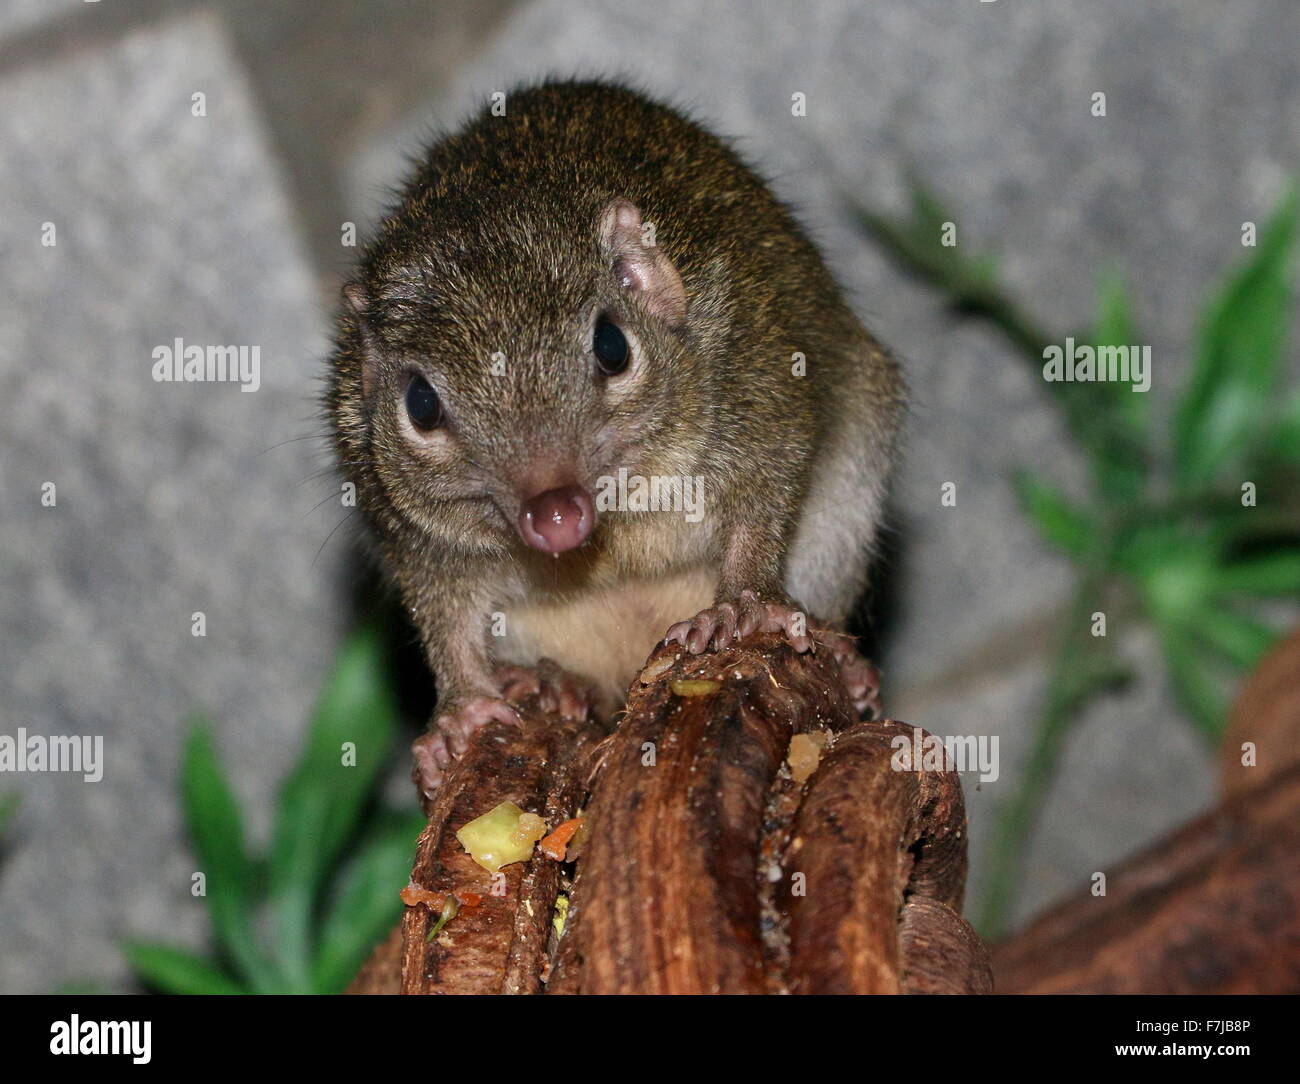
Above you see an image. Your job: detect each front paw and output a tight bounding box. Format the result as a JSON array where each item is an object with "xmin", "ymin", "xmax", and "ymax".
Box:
[
  {"xmin": 662, "ymin": 592, "xmax": 883, "ymax": 719},
  {"xmin": 811, "ymin": 628, "xmax": 883, "ymax": 720},
  {"xmin": 411, "ymin": 695, "xmax": 520, "ymax": 798},
  {"xmin": 663, "ymin": 590, "xmax": 813, "ymax": 654},
  {"xmin": 493, "ymin": 660, "xmax": 596, "ymax": 722}
]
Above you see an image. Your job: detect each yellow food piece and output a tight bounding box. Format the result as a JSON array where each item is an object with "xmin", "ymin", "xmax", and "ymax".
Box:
[
  {"xmin": 552, "ymin": 894, "xmax": 570, "ymax": 939},
  {"xmin": 511, "ymin": 812, "xmax": 548, "ymax": 847},
  {"xmin": 787, "ymin": 730, "xmax": 830, "ymax": 785},
  {"xmin": 456, "ymin": 802, "xmax": 546, "ymax": 873},
  {"xmin": 671, "ymin": 679, "xmax": 721, "ymax": 696},
  {"xmin": 639, "ymin": 655, "xmax": 676, "ymax": 684}
]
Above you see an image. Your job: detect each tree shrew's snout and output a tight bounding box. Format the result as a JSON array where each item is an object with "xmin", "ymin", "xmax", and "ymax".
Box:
[{"xmin": 516, "ymin": 483, "xmax": 596, "ymax": 554}]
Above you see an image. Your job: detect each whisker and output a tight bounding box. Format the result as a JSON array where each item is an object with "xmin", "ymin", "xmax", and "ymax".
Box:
[
  {"xmin": 313, "ymin": 510, "xmax": 356, "ymax": 568},
  {"xmin": 303, "ymin": 489, "xmax": 344, "ymax": 519}
]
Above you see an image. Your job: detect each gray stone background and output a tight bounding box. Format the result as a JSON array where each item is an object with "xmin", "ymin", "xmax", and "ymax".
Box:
[{"xmin": 1, "ymin": 0, "xmax": 1296, "ymax": 993}]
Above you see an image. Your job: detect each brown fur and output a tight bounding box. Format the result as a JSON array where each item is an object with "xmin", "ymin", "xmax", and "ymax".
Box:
[{"xmin": 326, "ymin": 79, "xmax": 904, "ymax": 721}]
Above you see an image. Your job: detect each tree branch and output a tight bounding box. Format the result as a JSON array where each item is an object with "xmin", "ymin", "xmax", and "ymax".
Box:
[{"xmin": 352, "ymin": 632, "xmax": 988, "ymax": 994}]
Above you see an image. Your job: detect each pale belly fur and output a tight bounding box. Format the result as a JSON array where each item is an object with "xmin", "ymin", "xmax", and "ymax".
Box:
[{"xmin": 498, "ymin": 566, "xmax": 717, "ymax": 708}]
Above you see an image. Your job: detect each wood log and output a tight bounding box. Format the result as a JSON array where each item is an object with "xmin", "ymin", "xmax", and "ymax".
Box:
[
  {"xmin": 351, "ymin": 631, "xmax": 986, "ymax": 994},
  {"xmin": 899, "ymin": 897, "xmax": 994, "ymax": 995},
  {"xmin": 397, "ymin": 704, "xmax": 602, "ymax": 994},
  {"xmin": 548, "ymin": 634, "xmax": 988, "ymax": 994},
  {"xmin": 994, "ymin": 623, "xmax": 1300, "ymax": 995},
  {"xmin": 780, "ymin": 718, "xmax": 984, "ymax": 994},
  {"xmin": 548, "ymin": 632, "xmax": 859, "ymax": 994}
]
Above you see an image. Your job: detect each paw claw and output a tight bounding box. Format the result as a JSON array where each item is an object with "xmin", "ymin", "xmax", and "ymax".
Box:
[
  {"xmin": 414, "ymin": 695, "xmax": 520, "ymax": 798},
  {"xmin": 665, "ymin": 593, "xmax": 812, "ymax": 655},
  {"xmin": 811, "ymin": 627, "xmax": 883, "ymax": 718},
  {"xmin": 495, "ymin": 660, "xmax": 595, "ymax": 722},
  {"xmin": 415, "ymin": 661, "xmax": 598, "ymax": 799},
  {"xmin": 411, "ymin": 730, "xmax": 452, "ymax": 798},
  {"xmin": 661, "ymin": 596, "xmax": 885, "ymax": 717},
  {"xmin": 663, "ymin": 620, "xmax": 690, "ymax": 647}
]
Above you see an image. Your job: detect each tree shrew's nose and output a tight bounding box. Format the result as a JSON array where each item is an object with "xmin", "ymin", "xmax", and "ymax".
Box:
[{"xmin": 517, "ymin": 484, "xmax": 595, "ymax": 553}]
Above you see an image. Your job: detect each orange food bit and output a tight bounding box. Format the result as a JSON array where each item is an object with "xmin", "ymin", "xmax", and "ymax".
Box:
[
  {"xmin": 400, "ymin": 885, "xmax": 443, "ymax": 907},
  {"xmin": 403, "ymin": 884, "xmax": 483, "ymax": 910},
  {"xmin": 539, "ymin": 817, "xmax": 585, "ymax": 861}
]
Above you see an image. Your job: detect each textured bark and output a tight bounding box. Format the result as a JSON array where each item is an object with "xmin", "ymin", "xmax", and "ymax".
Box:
[
  {"xmin": 781, "ymin": 719, "xmax": 976, "ymax": 994},
  {"xmin": 398, "ymin": 705, "xmax": 602, "ymax": 995},
  {"xmin": 548, "ymin": 632, "xmax": 860, "ymax": 994},
  {"xmin": 996, "ymin": 623, "xmax": 1300, "ymax": 995},
  {"xmin": 549, "ymin": 635, "xmax": 988, "ymax": 995},
  {"xmin": 353, "ymin": 631, "xmax": 985, "ymax": 995},
  {"xmin": 900, "ymin": 897, "xmax": 994, "ymax": 995}
]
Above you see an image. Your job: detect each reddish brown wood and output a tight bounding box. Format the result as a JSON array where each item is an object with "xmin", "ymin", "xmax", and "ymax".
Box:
[
  {"xmin": 546, "ymin": 637, "xmax": 988, "ymax": 995},
  {"xmin": 993, "ymin": 765, "xmax": 1300, "ymax": 994},
  {"xmin": 900, "ymin": 897, "xmax": 994, "ymax": 995},
  {"xmin": 355, "ymin": 631, "xmax": 986, "ymax": 995},
  {"xmin": 398, "ymin": 705, "xmax": 602, "ymax": 994},
  {"xmin": 548, "ymin": 633, "xmax": 862, "ymax": 994},
  {"xmin": 780, "ymin": 718, "xmax": 978, "ymax": 994}
]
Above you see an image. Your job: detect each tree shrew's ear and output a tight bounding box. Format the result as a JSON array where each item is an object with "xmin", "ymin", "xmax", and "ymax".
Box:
[
  {"xmin": 599, "ymin": 198, "xmax": 687, "ymax": 327},
  {"xmin": 342, "ymin": 282, "xmax": 380, "ymax": 399}
]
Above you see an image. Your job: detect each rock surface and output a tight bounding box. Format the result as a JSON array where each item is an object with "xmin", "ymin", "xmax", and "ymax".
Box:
[{"xmin": 0, "ymin": 12, "xmax": 343, "ymax": 994}]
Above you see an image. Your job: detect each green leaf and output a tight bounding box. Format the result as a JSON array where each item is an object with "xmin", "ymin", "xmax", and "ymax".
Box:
[
  {"xmin": 1195, "ymin": 607, "xmax": 1279, "ymax": 670},
  {"xmin": 267, "ymin": 621, "xmax": 401, "ymax": 989},
  {"xmin": 1275, "ymin": 391, "xmax": 1300, "ymax": 463},
  {"xmin": 1082, "ymin": 275, "xmax": 1151, "ymax": 501},
  {"xmin": 857, "ymin": 181, "xmax": 1017, "ymax": 329},
  {"xmin": 310, "ymin": 810, "xmax": 424, "ymax": 994},
  {"xmin": 1132, "ymin": 532, "xmax": 1217, "ymax": 615},
  {"xmin": 1214, "ymin": 551, "xmax": 1300, "ymax": 596},
  {"xmin": 1157, "ymin": 624, "xmax": 1227, "ymax": 742},
  {"xmin": 180, "ymin": 720, "xmax": 277, "ymax": 992},
  {"xmin": 124, "ymin": 941, "xmax": 248, "ymax": 995},
  {"xmin": 0, "ymin": 793, "xmax": 18, "ymax": 839},
  {"xmin": 1173, "ymin": 187, "xmax": 1297, "ymax": 490},
  {"xmin": 1014, "ymin": 472, "xmax": 1096, "ymax": 557},
  {"xmin": 1091, "ymin": 275, "xmax": 1145, "ymax": 410}
]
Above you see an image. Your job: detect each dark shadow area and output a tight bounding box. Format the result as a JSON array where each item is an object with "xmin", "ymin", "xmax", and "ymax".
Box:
[
  {"xmin": 345, "ymin": 550, "xmax": 436, "ymax": 737},
  {"xmin": 848, "ymin": 499, "xmax": 909, "ymax": 670}
]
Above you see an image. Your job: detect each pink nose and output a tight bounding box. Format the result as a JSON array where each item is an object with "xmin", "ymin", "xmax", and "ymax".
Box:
[{"xmin": 517, "ymin": 485, "xmax": 595, "ymax": 553}]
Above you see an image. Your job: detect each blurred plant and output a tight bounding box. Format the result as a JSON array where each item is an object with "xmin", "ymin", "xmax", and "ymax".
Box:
[
  {"xmin": 123, "ymin": 622, "xmax": 425, "ymax": 993},
  {"xmin": 857, "ymin": 182, "xmax": 1300, "ymax": 938},
  {"xmin": 0, "ymin": 793, "xmax": 17, "ymax": 848}
]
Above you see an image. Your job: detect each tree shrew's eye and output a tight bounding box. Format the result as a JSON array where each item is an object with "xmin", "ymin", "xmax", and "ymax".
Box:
[
  {"xmin": 405, "ymin": 373, "xmax": 444, "ymax": 430},
  {"xmin": 593, "ymin": 315, "xmax": 630, "ymax": 376}
]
